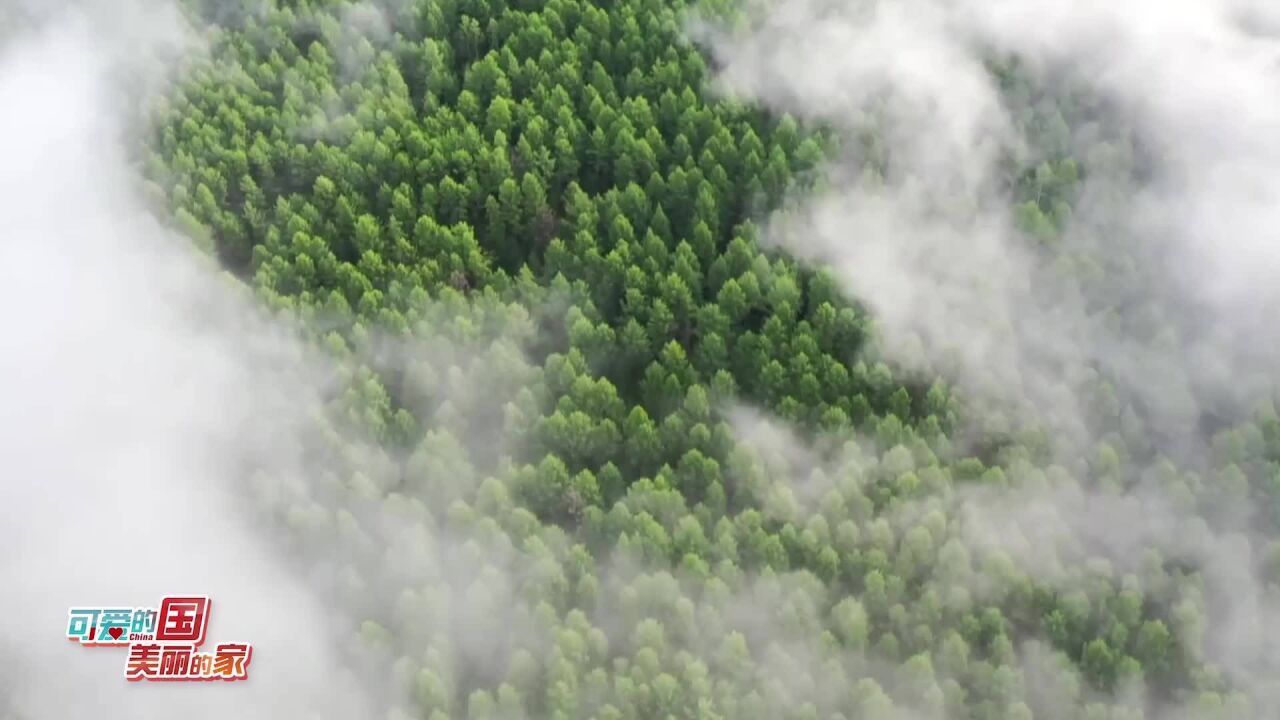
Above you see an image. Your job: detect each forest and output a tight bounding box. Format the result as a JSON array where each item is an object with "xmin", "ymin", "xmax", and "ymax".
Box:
[{"xmin": 9, "ymin": 0, "xmax": 1280, "ymax": 718}]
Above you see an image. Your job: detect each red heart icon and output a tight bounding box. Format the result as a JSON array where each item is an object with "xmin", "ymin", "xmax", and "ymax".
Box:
[{"xmin": 108, "ymin": 627, "xmax": 123, "ymax": 640}]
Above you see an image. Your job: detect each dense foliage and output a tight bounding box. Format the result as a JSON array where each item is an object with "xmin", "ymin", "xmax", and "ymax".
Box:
[{"xmin": 132, "ymin": 1, "xmax": 1280, "ymax": 718}]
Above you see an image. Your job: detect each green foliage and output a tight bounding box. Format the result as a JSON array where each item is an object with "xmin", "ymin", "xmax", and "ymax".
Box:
[{"xmin": 138, "ymin": 2, "xmax": 1280, "ymax": 719}]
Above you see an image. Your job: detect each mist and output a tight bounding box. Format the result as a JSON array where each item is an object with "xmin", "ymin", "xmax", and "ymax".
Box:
[
  {"xmin": 695, "ymin": 0, "xmax": 1280, "ymax": 715},
  {"xmin": 8, "ymin": 0, "xmax": 1280, "ymax": 717},
  {"xmin": 0, "ymin": 4, "xmax": 596, "ymax": 716},
  {"xmin": 697, "ymin": 0, "xmax": 1280, "ymax": 459},
  {"xmin": 0, "ymin": 0, "xmax": 405, "ymax": 716}
]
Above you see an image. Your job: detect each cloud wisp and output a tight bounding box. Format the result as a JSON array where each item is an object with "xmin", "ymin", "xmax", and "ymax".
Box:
[
  {"xmin": 695, "ymin": 1, "xmax": 1280, "ymax": 712},
  {"xmin": 696, "ymin": 0, "xmax": 1280, "ymax": 461},
  {"xmin": 0, "ymin": 2, "xmax": 542, "ymax": 717}
]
